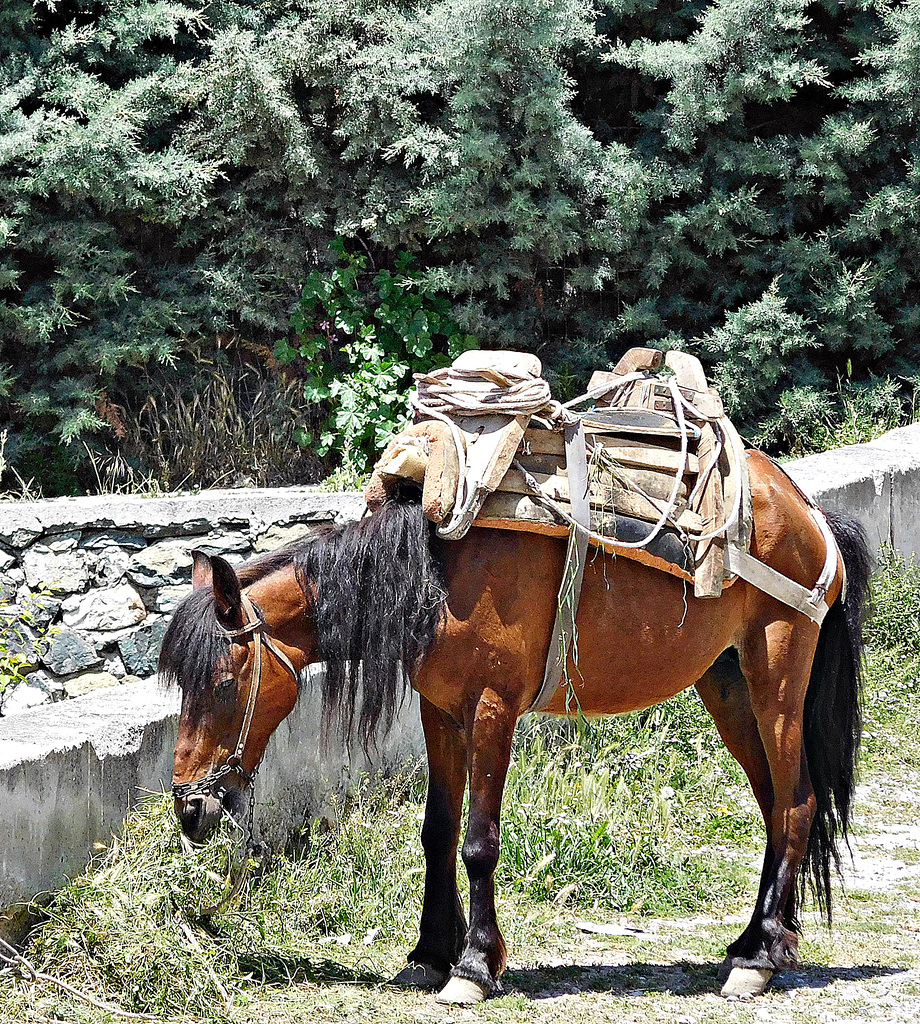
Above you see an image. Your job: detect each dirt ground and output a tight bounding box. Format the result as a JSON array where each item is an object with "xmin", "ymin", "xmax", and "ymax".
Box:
[{"xmin": 235, "ymin": 769, "xmax": 920, "ymax": 1024}]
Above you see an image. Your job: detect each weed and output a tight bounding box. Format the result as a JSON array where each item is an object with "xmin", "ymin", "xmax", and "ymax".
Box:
[{"xmin": 0, "ymin": 429, "xmax": 43, "ymax": 501}]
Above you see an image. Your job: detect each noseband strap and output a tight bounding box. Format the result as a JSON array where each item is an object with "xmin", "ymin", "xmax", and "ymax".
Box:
[{"xmin": 172, "ymin": 593, "xmax": 298, "ymax": 801}]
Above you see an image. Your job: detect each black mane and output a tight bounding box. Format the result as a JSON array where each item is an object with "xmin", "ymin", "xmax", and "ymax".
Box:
[{"xmin": 159, "ymin": 488, "xmax": 447, "ymax": 747}]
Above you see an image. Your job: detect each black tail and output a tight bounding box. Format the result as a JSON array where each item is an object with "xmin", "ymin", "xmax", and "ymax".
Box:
[
  {"xmin": 296, "ymin": 482, "xmax": 446, "ymax": 752},
  {"xmin": 801, "ymin": 509, "xmax": 872, "ymax": 920}
]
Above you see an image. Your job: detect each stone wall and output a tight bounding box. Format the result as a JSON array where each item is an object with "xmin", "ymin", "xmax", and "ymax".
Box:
[{"xmin": 0, "ymin": 489, "xmax": 364, "ymax": 715}]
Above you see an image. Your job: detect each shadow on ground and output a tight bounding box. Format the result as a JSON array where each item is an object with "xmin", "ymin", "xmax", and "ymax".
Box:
[
  {"xmin": 236, "ymin": 951, "xmax": 385, "ymax": 988},
  {"xmin": 504, "ymin": 961, "xmax": 905, "ymax": 999}
]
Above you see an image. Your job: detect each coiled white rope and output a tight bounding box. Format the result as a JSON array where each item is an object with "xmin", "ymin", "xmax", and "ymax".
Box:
[
  {"xmin": 410, "ymin": 366, "xmax": 578, "ymax": 536},
  {"xmin": 411, "ymin": 366, "xmax": 574, "ymax": 422}
]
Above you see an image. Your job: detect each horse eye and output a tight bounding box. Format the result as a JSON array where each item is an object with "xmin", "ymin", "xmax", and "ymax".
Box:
[{"xmin": 215, "ymin": 676, "xmax": 237, "ymax": 699}]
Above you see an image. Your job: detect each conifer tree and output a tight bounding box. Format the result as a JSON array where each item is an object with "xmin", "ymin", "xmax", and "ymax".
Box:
[{"xmin": 2, "ymin": 0, "xmax": 919, "ymax": 487}]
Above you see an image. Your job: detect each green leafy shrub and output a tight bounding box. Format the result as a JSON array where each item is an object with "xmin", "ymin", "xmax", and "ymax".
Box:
[
  {"xmin": 275, "ymin": 241, "xmax": 476, "ymax": 468},
  {"xmin": 760, "ymin": 375, "xmax": 920, "ymax": 456},
  {"xmin": 0, "ymin": 588, "xmax": 59, "ymax": 714}
]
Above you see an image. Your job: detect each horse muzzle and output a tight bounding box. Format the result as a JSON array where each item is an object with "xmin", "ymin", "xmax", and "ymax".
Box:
[{"xmin": 174, "ymin": 791, "xmax": 223, "ymax": 843}]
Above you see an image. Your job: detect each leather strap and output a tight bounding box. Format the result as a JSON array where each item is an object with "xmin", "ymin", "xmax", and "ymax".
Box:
[
  {"xmin": 528, "ymin": 419, "xmax": 591, "ymax": 713},
  {"xmin": 724, "ymin": 506, "xmax": 840, "ymax": 626}
]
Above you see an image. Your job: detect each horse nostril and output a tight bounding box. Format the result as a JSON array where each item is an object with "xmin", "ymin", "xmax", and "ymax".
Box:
[{"xmin": 175, "ymin": 793, "xmax": 221, "ymax": 842}]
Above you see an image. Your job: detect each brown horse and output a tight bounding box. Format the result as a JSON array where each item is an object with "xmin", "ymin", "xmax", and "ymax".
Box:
[{"xmin": 162, "ymin": 451, "xmax": 870, "ymax": 1004}]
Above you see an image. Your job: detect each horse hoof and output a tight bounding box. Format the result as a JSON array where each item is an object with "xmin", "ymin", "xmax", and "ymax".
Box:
[
  {"xmin": 436, "ymin": 976, "xmax": 490, "ymax": 1005},
  {"xmin": 720, "ymin": 967, "xmax": 773, "ymax": 998},
  {"xmin": 390, "ymin": 963, "xmax": 449, "ymax": 990}
]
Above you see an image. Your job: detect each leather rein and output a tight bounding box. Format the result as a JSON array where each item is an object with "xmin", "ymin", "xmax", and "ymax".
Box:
[{"xmin": 171, "ymin": 593, "xmax": 298, "ymax": 802}]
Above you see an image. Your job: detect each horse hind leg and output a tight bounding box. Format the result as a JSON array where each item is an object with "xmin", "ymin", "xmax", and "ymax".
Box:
[
  {"xmin": 720, "ymin": 617, "xmax": 824, "ymax": 987},
  {"xmin": 696, "ymin": 648, "xmax": 787, "ymax": 998}
]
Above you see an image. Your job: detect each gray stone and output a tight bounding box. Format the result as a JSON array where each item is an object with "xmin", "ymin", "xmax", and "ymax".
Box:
[
  {"xmin": 0, "ymin": 510, "xmax": 42, "ymax": 548},
  {"xmin": 5, "ymin": 568, "xmax": 24, "ymax": 586},
  {"xmin": 92, "ymin": 546, "xmax": 130, "ymax": 585},
  {"xmin": 1, "ymin": 669, "xmax": 65, "ymax": 716},
  {"xmin": 0, "ymin": 620, "xmax": 42, "ymax": 671},
  {"xmin": 22, "ymin": 544, "xmax": 91, "ymax": 594},
  {"xmin": 0, "ymin": 548, "xmax": 15, "ymax": 572},
  {"xmin": 61, "ymin": 584, "xmax": 146, "ymax": 632},
  {"xmin": 79, "ymin": 530, "xmax": 147, "ymax": 551},
  {"xmin": 64, "ymin": 671, "xmax": 121, "ymax": 698},
  {"xmin": 143, "ymin": 584, "xmax": 191, "ymax": 614},
  {"xmin": 117, "ymin": 618, "xmax": 169, "ymax": 676},
  {"xmin": 42, "ymin": 629, "xmax": 101, "ymax": 675},
  {"xmin": 193, "ymin": 531, "xmax": 251, "ymax": 556},
  {"xmin": 98, "ymin": 648, "xmax": 127, "ymax": 678},
  {"xmin": 20, "ymin": 594, "xmax": 61, "ymax": 629},
  {"xmin": 0, "ymin": 574, "xmax": 17, "ymax": 603},
  {"xmin": 44, "ymin": 531, "xmax": 81, "ymax": 553},
  {"xmin": 2, "ymin": 680, "xmax": 51, "ymax": 716},
  {"xmin": 126, "ymin": 539, "xmax": 193, "ymax": 588},
  {"xmin": 254, "ymin": 521, "xmax": 321, "ymax": 552}
]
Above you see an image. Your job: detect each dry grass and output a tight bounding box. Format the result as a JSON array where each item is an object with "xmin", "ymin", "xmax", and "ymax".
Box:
[{"xmin": 102, "ymin": 354, "xmax": 326, "ymax": 493}]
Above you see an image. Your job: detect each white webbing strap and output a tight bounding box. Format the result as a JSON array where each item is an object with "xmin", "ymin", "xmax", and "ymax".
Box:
[
  {"xmin": 528, "ymin": 419, "xmax": 591, "ymax": 713},
  {"xmin": 724, "ymin": 505, "xmax": 841, "ymax": 626}
]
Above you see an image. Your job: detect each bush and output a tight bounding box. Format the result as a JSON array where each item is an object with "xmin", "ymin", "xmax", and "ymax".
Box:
[
  {"xmin": 4, "ymin": 0, "xmax": 920, "ymax": 489},
  {"xmin": 275, "ymin": 241, "xmax": 477, "ymax": 468}
]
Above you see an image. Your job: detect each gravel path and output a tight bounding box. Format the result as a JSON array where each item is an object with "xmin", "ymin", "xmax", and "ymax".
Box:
[{"xmin": 488, "ymin": 775, "xmax": 920, "ymax": 1024}]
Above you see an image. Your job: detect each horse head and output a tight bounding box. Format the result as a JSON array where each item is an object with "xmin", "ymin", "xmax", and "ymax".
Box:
[{"xmin": 161, "ymin": 551, "xmax": 306, "ymax": 843}]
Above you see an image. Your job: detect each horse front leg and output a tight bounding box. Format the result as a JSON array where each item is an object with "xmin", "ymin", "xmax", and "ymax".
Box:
[
  {"xmin": 436, "ymin": 688, "xmax": 516, "ymax": 1005},
  {"xmin": 394, "ymin": 695, "xmax": 468, "ymax": 989}
]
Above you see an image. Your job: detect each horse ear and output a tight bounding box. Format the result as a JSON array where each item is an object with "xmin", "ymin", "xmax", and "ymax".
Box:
[
  {"xmin": 210, "ymin": 555, "xmax": 242, "ymax": 619},
  {"xmin": 191, "ymin": 550, "xmax": 213, "ymax": 589}
]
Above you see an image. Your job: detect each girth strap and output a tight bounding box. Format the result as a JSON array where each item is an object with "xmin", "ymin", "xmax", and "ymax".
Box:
[{"xmin": 528, "ymin": 419, "xmax": 591, "ymax": 713}]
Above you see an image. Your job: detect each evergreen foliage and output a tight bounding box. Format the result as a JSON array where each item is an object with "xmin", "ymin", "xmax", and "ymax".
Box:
[{"xmin": 2, "ymin": 0, "xmax": 919, "ymax": 487}]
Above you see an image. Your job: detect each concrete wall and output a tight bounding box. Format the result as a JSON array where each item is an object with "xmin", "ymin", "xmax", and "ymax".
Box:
[
  {"xmin": 0, "ymin": 671, "xmax": 424, "ymax": 919},
  {"xmin": 1, "ymin": 423, "xmax": 919, "ymax": 932},
  {"xmin": 785, "ymin": 423, "xmax": 920, "ymax": 559}
]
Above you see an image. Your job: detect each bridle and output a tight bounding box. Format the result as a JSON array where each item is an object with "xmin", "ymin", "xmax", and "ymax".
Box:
[{"xmin": 172, "ymin": 593, "xmax": 299, "ymax": 803}]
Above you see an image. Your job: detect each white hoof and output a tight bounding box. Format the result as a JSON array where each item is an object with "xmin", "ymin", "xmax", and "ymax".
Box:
[
  {"xmin": 720, "ymin": 967, "xmax": 773, "ymax": 999},
  {"xmin": 436, "ymin": 976, "xmax": 490, "ymax": 1005},
  {"xmin": 390, "ymin": 963, "xmax": 449, "ymax": 990}
]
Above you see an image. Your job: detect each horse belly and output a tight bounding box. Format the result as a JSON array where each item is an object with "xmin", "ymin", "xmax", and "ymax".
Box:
[{"xmin": 541, "ymin": 555, "xmax": 744, "ymax": 717}]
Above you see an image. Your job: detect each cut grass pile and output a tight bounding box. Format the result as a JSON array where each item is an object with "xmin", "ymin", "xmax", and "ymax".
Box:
[{"xmin": 1, "ymin": 551, "xmax": 918, "ymax": 1022}]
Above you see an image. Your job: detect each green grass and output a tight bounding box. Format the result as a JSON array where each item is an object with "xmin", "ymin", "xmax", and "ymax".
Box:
[
  {"xmin": 3, "ymin": 552, "xmax": 919, "ymax": 1023},
  {"xmin": 860, "ymin": 549, "xmax": 920, "ymax": 772}
]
